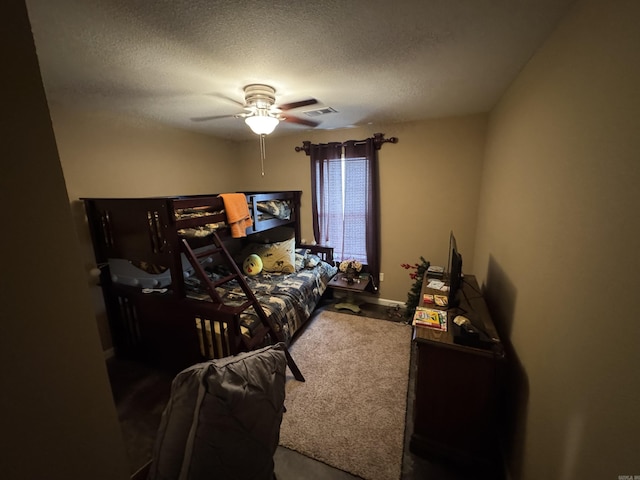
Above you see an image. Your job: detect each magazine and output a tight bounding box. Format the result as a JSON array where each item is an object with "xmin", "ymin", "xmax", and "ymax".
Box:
[{"xmin": 412, "ymin": 306, "xmax": 448, "ymax": 331}]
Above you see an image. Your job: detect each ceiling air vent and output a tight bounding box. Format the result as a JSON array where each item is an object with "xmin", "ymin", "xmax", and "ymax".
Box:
[{"xmin": 303, "ymin": 107, "xmax": 338, "ymax": 117}]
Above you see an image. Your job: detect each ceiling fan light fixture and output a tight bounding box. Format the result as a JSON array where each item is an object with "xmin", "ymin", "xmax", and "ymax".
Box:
[{"xmin": 245, "ymin": 112, "xmax": 279, "ymax": 135}]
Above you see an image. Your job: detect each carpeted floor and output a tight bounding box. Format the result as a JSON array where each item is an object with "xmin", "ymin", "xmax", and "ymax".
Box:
[
  {"xmin": 107, "ymin": 301, "xmax": 496, "ymax": 480},
  {"xmin": 279, "ymin": 310, "xmax": 412, "ymax": 480}
]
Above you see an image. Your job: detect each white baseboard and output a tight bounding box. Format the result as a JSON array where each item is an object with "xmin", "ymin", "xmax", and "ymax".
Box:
[
  {"xmin": 333, "ymin": 290, "xmax": 405, "ymax": 308},
  {"xmin": 368, "ymin": 296, "xmax": 405, "ymax": 308}
]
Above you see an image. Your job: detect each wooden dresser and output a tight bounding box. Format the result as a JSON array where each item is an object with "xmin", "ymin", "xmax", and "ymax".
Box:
[{"xmin": 410, "ymin": 274, "xmax": 506, "ymax": 473}]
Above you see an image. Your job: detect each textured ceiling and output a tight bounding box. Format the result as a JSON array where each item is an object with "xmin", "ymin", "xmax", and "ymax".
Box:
[{"xmin": 25, "ymin": 0, "xmax": 574, "ymax": 140}]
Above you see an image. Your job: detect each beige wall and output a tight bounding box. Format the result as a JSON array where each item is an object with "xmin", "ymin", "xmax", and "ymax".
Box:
[
  {"xmin": 51, "ymin": 105, "xmax": 242, "ymax": 201},
  {"xmin": 1, "ymin": 1, "xmax": 130, "ymax": 478},
  {"xmin": 474, "ymin": 0, "xmax": 640, "ymax": 478},
  {"xmin": 235, "ymin": 116, "xmax": 488, "ymax": 303}
]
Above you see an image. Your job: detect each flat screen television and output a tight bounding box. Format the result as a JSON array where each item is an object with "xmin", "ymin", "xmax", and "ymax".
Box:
[{"xmin": 446, "ymin": 231, "xmax": 463, "ymax": 307}]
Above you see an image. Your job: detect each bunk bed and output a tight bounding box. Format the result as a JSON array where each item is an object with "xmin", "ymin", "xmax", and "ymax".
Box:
[{"xmin": 84, "ymin": 191, "xmax": 337, "ymax": 373}]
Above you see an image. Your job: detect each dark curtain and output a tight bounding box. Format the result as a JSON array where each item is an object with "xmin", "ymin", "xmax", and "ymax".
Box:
[{"xmin": 309, "ymin": 142, "xmax": 342, "ymax": 246}]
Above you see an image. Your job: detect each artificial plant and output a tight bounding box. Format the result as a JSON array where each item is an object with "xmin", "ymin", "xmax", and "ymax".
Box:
[{"xmin": 401, "ymin": 257, "xmax": 430, "ymax": 321}]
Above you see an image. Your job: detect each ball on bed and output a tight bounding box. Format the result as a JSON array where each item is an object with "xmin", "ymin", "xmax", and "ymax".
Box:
[{"xmin": 243, "ymin": 254, "xmax": 263, "ymax": 276}]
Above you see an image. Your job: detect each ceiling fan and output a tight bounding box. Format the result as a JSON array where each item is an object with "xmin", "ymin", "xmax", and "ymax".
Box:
[{"xmin": 191, "ymin": 84, "xmax": 320, "ymax": 135}]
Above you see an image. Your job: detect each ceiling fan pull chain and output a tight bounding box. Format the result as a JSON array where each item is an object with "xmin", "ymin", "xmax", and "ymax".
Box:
[{"xmin": 260, "ymin": 134, "xmax": 266, "ymax": 176}]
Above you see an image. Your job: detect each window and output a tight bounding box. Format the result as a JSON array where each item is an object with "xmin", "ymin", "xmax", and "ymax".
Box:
[
  {"xmin": 314, "ymin": 154, "xmax": 368, "ymax": 263},
  {"xmin": 307, "ymin": 137, "xmax": 382, "ymax": 287}
]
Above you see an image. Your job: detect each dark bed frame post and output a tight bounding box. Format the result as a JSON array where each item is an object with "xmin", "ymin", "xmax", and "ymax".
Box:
[
  {"xmin": 292, "ymin": 190, "xmax": 302, "ymax": 245},
  {"xmin": 163, "ymin": 198, "xmax": 186, "ymax": 298}
]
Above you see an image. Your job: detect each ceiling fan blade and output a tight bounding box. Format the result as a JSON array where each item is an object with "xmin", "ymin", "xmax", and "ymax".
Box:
[
  {"xmin": 206, "ymin": 93, "xmax": 246, "ymax": 108},
  {"xmin": 277, "ymin": 98, "xmax": 318, "ymax": 111},
  {"xmin": 190, "ymin": 114, "xmax": 239, "ymax": 122},
  {"xmin": 282, "ymin": 115, "xmax": 320, "ymax": 127}
]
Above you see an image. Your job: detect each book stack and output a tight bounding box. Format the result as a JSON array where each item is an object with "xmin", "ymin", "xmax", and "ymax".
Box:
[
  {"xmin": 422, "ymin": 292, "xmax": 448, "ymax": 307},
  {"xmin": 426, "ymin": 265, "xmax": 445, "ymax": 279},
  {"xmin": 412, "ymin": 306, "xmax": 448, "ymax": 331}
]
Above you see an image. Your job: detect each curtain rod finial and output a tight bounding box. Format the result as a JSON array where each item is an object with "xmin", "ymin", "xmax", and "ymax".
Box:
[
  {"xmin": 373, "ymin": 133, "xmax": 398, "ymax": 149},
  {"xmin": 295, "ymin": 140, "xmax": 311, "ymax": 155}
]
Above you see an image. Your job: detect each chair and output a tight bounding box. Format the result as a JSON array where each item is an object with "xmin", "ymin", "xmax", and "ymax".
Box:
[{"xmin": 147, "ymin": 343, "xmax": 287, "ymax": 480}]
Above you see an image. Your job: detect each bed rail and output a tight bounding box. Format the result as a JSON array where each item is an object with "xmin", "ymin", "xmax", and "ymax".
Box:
[
  {"xmin": 245, "ymin": 191, "xmax": 301, "ymax": 241},
  {"xmin": 300, "ymin": 244, "xmax": 334, "ymax": 265},
  {"xmin": 172, "ymin": 195, "xmax": 227, "ymax": 230}
]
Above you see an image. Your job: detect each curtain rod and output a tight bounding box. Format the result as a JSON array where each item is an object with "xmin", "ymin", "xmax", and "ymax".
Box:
[{"xmin": 294, "ymin": 132, "xmax": 398, "ymax": 155}]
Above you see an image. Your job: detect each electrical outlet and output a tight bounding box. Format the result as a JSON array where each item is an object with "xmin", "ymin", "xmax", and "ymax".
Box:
[{"xmin": 379, "ymin": 272, "xmax": 384, "ymax": 282}]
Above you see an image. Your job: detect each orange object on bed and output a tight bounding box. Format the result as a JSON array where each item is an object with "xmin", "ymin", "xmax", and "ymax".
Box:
[{"xmin": 219, "ymin": 193, "xmax": 253, "ymax": 238}]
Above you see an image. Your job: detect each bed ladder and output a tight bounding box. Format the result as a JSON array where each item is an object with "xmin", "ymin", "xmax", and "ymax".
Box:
[{"xmin": 181, "ymin": 232, "xmax": 305, "ymax": 382}]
